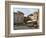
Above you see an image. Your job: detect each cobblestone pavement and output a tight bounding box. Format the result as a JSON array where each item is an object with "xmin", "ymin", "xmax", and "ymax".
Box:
[{"xmin": 14, "ymin": 24, "xmax": 38, "ymax": 30}]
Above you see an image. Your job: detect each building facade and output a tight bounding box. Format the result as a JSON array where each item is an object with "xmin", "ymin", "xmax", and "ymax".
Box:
[{"xmin": 14, "ymin": 11, "xmax": 24, "ymax": 24}]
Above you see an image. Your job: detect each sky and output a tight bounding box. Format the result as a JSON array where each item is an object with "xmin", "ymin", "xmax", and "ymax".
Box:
[{"xmin": 13, "ymin": 8, "xmax": 39, "ymax": 17}]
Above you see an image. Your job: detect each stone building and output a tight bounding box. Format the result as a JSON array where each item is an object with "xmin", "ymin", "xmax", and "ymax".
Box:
[
  {"xmin": 27, "ymin": 12, "xmax": 39, "ymax": 27},
  {"xmin": 14, "ymin": 11, "xmax": 24, "ymax": 25},
  {"xmin": 28, "ymin": 12, "xmax": 39, "ymax": 22}
]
